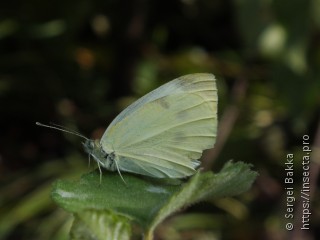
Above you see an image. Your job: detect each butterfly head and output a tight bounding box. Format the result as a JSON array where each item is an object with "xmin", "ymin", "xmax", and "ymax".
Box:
[{"xmin": 83, "ymin": 139, "xmax": 101, "ymax": 155}]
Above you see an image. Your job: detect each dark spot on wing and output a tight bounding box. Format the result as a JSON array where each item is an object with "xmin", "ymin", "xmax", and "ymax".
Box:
[
  {"xmin": 174, "ymin": 132, "xmax": 185, "ymax": 141},
  {"xmin": 156, "ymin": 98, "xmax": 170, "ymax": 109},
  {"xmin": 176, "ymin": 79, "xmax": 189, "ymax": 87},
  {"xmin": 176, "ymin": 109, "xmax": 188, "ymax": 120}
]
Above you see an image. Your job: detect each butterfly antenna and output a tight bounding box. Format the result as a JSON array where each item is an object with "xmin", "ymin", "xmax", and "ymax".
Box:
[
  {"xmin": 50, "ymin": 122, "xmax": 85, "ymax": 137},
  {"xmin": 114, "ymin": 159, "xmax": 127, "ymax": 185},
  {"xmin": 36, "ymin": 122, "xmax": 89, "ymax": 140}
]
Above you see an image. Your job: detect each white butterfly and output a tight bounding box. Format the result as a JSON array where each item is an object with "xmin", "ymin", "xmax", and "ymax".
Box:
[{"xmin": 37, "ymin": 73, "xmax": 218, "ymax": 182}]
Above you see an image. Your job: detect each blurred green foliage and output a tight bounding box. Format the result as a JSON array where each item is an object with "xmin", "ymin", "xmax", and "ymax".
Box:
[{"xmin": 0, "ymin": 0, "xmax": 319, "ymax": 239}]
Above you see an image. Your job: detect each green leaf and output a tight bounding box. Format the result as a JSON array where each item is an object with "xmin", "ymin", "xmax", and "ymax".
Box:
[
  {"xmin": 70, "ymin": 209, "xmax": 131, "ymax": 240},
  {"xmin": 51, "ymin": 171, "xmax": 180, "ymax": 228},
  {"xmin": 51, "ymin": 161, "xmax": 257, "ymax": 239},
  {"xmin": 145, "ymin": 161, "xmax": 258, "ymax": 238}
]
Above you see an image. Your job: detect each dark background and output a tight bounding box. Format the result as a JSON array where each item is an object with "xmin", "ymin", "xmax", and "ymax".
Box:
[{"xmin": 0, "ymin": 0, "xmax": 319, "ymax": 239}]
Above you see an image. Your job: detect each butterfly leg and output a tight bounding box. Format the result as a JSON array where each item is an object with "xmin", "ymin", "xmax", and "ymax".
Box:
[{"xmin": 97, "ymin": 160, "xmax": 102, "ymax": 184}]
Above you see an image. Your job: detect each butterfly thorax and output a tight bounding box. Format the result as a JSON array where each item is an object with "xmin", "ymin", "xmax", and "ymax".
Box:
[{"xmin": 83, "ymin": 139, "xmax": 116, "ymax": 171}]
